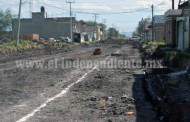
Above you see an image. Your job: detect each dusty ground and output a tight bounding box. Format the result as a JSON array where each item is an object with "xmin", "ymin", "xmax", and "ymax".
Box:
[{"xmin": 0, "ymin": 40, "xmax": 159, "ymax": 122}]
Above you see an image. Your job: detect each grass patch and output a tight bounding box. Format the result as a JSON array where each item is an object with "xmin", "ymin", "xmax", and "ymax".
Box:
[
  {"xmin": 0, "ymin": 40, "xmax": 44, "ymax": 52},
  {"xmin": 142, "ymin": 40, "xmax": 166, "ymax": 48},
  {"xmin": 52, "ymin": 41, "xmax": 66, "ymax": 48},
  {"xmin": 0, "ymin": 40, "xmax": 68, "ymax": 53}
]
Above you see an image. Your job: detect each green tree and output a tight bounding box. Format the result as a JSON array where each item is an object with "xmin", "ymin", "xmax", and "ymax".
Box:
[
  {"xmin": 98, "ymin": 23, "xmax": 107, "ymax": 31},
  {"xmin": 85, "ymin": 21, "xmax": 107, "ymax": 31},
  {"xmin": 108, "ymin": 27, "xmax": 119, "ymax": 38},
  {"xmin": 119, "ymin": 33, "xmax": 126, "ymax": 39},
  {"xmin": 0, "ymin": 8, "xmax": 12, "ymax": 33},
  {"xmin": 85, "ymin": 21, "xmax": 94, "ymax": 27}
]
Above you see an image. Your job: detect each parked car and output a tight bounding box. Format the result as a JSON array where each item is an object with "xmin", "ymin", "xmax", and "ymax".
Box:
[
  {"xmin": 57, "ymin": 37, "xmax": 65, "ymax": 42},
  {"xmin": 57, "ymin": 37, "xmax": 71, "ymax": 42},
  {"xmin": 65, "ymin": 37, "xmax": 72, "ymax": 42},
  {"xmin": 130, "ymin": 36, "xmax": 141, "ymax": 41},
  {"xmin": 48, "ymin": 38, "xmax": 57, "ymax": 42}
]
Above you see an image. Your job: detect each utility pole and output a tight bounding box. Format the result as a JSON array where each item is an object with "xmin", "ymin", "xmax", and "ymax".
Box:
[
  {"xmin": 172, "ymin": 0, "xmax": 174, "ymax": 9},
  {"xmin": 172, "ymin": 0, "xmax": 175, "ymax": 47},
  {"xmin": 102, "ymin": 19, "xmax": 107, "ymax": 40},
  {"xmin": 16, "ymin": 0, "xmax": 22, "ymax": 47},
  {"xmin": 117, "ymin": 27, "xmax": 120, "ymax": 39},
  {"xmin": 66, "ymin": 1, "xmax": 75, "ymax": 42},
  {"xmin": 93, "ymin": 14, "xmax": 98, "ymax": 41},
  {"xmin": 151, "ymin": 4, "xmax": 154, "ymax": 41}
]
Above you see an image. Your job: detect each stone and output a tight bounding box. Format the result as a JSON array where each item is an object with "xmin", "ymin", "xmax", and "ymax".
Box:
[{"xmin": 90, "ymin": 97, "xmax": 97, "ymax": 101}]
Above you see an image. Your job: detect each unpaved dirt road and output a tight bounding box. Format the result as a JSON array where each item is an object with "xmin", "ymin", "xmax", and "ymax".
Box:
[{"xmin": 0, "ymin": 40, "xmax": 159, "ymax": 122}]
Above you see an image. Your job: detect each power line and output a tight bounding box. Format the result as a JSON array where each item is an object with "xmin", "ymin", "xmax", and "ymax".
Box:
[
  {"xmin": 33, "ymin": 0, "xmax": 171, "ymax": 15},
  {"xmin": 77, "ymin": 0, "xmax": 128, "ymax": 4},
  {"xmin": 35, "ymin": 0, "xmax": 69, "ymax": 12}
]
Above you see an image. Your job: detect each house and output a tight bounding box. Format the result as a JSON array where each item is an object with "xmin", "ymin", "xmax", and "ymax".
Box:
[
  {"xmin": 84, "ymin": 26, "xmax": 102, "ymax": 41},
  {"xmin": 138, "ymin": 18, "xmax": 151, "ymax": 41},
  {"xmin": 12, "ymin": 6, "xmax": 76, "ymax": 40},
  {"xmin": 165, "ymin": 0, "xmax": 190, "ymax": 50},
  {"xmin": 73, "ymin": 21, "xmax": 102, "ymax": 42},
  {"xmin": 144, "ymin": 22, "xmax": 152, "ymax": 41},
  {"xmin": 153, "ymin": 15, "xmax": 166, "ymax": 41},
  {"xmin": 142, "ymin": 15, "xmax": 165, "ymax": 42},
  {"xmin": 140, "ymin": 18, "xmax": 152, "ymax": 41}
]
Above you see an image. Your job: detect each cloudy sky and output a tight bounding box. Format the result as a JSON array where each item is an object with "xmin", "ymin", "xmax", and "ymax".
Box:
[{"xmin": 1, "ymin": 0, "xmax": 178, "ymax": 34}]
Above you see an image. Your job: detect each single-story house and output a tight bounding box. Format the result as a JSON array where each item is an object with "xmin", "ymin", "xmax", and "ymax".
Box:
[{"xmin": 165, "ymin": 0, "xmax": 190, "ymax": 50}]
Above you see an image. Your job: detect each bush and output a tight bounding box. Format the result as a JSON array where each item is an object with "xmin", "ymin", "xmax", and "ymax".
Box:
[
  {"xmin": 166, "ymin": 50, "xmax": 190, "ymax": 67},
  {"xmin": 0, "ymin": 40, "xmax": 43, "ymax": 52},
  {"xmin": 142, "ymin": 40, "xmax": 166, "ymax": 48},
  {"xmin": 53, "ymin": 42, "xmax": 65, "ymax": 48}
]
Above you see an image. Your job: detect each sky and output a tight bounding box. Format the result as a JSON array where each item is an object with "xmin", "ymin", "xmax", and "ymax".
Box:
[{"xmin": 0, "ymin": 0, "xmax": 179, "ymax": 36}]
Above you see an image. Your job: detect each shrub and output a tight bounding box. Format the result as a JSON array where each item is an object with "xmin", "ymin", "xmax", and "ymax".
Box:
[{"xmin": 0, "ymin": 40, "xmax": 44, "ymax": 52}]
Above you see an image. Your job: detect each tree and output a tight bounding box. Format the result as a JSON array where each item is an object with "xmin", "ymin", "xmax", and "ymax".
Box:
[
  {"xmin": 133, "ymin": 18, "xmax": 151, "ymax": 37},
  {"xmin": 85, "ymin": 21, "xmax": 94, "ymax": 27},
  {"xmin": 108, "ymin": 27, "xmax": 119, "ymax": 38},
  {"xmin": 119, "ymin": 33, "xmax": 127, "ymax": 39},
  {"xmin": 85, "ymin": 21, "xmax": 107, "ymax": 31},
  {"xmin": 98, "ymin": 23, "xmax": 107, "ymax": 31},
  {"xmin": 0, "ymin": 8, "xmax": 12, "ymax": 33}
]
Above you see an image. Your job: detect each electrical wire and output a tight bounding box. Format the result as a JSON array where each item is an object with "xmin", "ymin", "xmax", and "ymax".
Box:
[
  {"xmin": 34, "ymin": 0, "xmax": 172, "ymax": 15},
  {"xmin": 76, "ymin": 0, "xmax": 128, "ymax": 4}
]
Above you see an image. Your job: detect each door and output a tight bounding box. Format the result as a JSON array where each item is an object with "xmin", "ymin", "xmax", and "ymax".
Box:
[{"xmin": 178, "ymin": 21, "xmax": 184, "ymax": 50}]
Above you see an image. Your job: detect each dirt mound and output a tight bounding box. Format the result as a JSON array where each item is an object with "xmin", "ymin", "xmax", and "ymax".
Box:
[{"xmin": 93, "ymin": 48, "xmax": 102, "ymax": 55}]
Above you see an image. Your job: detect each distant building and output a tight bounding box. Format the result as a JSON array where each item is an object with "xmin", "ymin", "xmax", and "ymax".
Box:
[
  {"xmin": 12, "ymin": 6, "xmax": 75, "ymax": 39},
  {"xmin": 140, "ymin": 18, "xmax": 152, "ymax": 41},
  {"xmin": 12, "ymin": 6, "xmax": 103, "ymax": 42},
  {"xmin": 153, "ymin": 15, "xmax": 166, "ymax": 41},
  {"xmin": 144, "ymin": 22, "xmax": 152, "ymax": 41},
  {"xmin": 74, "ymin": 20, "xmax": 102, "ymax": 42},
  {"xmin": 84, "ymin": 26, "xmax": 102, "ymax": 41}
]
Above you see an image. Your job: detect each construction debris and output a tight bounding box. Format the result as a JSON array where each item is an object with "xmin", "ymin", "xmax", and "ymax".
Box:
[{"xmin": 93, "ymin": 48, "xmax": 102, "ymax": 55}]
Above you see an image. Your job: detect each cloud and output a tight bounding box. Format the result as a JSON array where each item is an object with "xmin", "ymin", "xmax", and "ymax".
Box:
[
  {"xmin": 121, "ymin": 0, "xmax": 153, "ymax": 11},
  {"xmin": 1, "ymin": 0, "xmax": 18, "ymax": 5},
  {"xmin": 138, "ymin": 0, "xmax": 153, "ymax": 6},
  {"xmin": 73, "ymin": 4, "xmax": 112, "ymax": 11}
]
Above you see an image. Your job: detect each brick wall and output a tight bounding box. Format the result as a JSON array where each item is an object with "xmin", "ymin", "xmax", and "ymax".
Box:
[{"xmin": 154, "ymin": 23, "xmax": 165, "ymax": 41}]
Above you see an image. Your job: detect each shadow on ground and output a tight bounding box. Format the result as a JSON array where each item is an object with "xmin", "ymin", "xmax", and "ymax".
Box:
[{"xmin": 132, "ymin": 74, "xmax": 160, "ymax": 122}]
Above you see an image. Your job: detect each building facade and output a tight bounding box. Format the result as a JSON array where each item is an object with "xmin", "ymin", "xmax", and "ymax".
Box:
[
  {"xmin": 165, "ymin": 1, "xmax": 190, "ymax": 50},
  {"xmin": 12, "ymin": 7, "xmax": 103, "ymax": 42},
  {"xmin": 12, "ymin": 7, "xmax": 75, "ymax": 39},
  {"xmin": 154, "ymin": 15, "xmax": 166, "ymax": 41}
]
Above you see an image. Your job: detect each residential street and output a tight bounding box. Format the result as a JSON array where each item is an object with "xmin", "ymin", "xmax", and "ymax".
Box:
[
  {"xmin": 0, "ymin": 40, "xmax": 159, "ymax": 122},
  {"xmin": 2, "ymin": 0, "xmax": 190, "ymax": 122}
]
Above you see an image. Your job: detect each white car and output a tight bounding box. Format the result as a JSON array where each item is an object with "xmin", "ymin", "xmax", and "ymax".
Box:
[
  {"xmin": 58, "ymin": 37, "xmax": 71, "ymax": 42},
  {"xmin": 131, "ymin": 36, "xmax": 141, "ymax": 41},
  {"xmin": 65, "ymin": 37, "xmax": 72, "ymax": 42}
]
